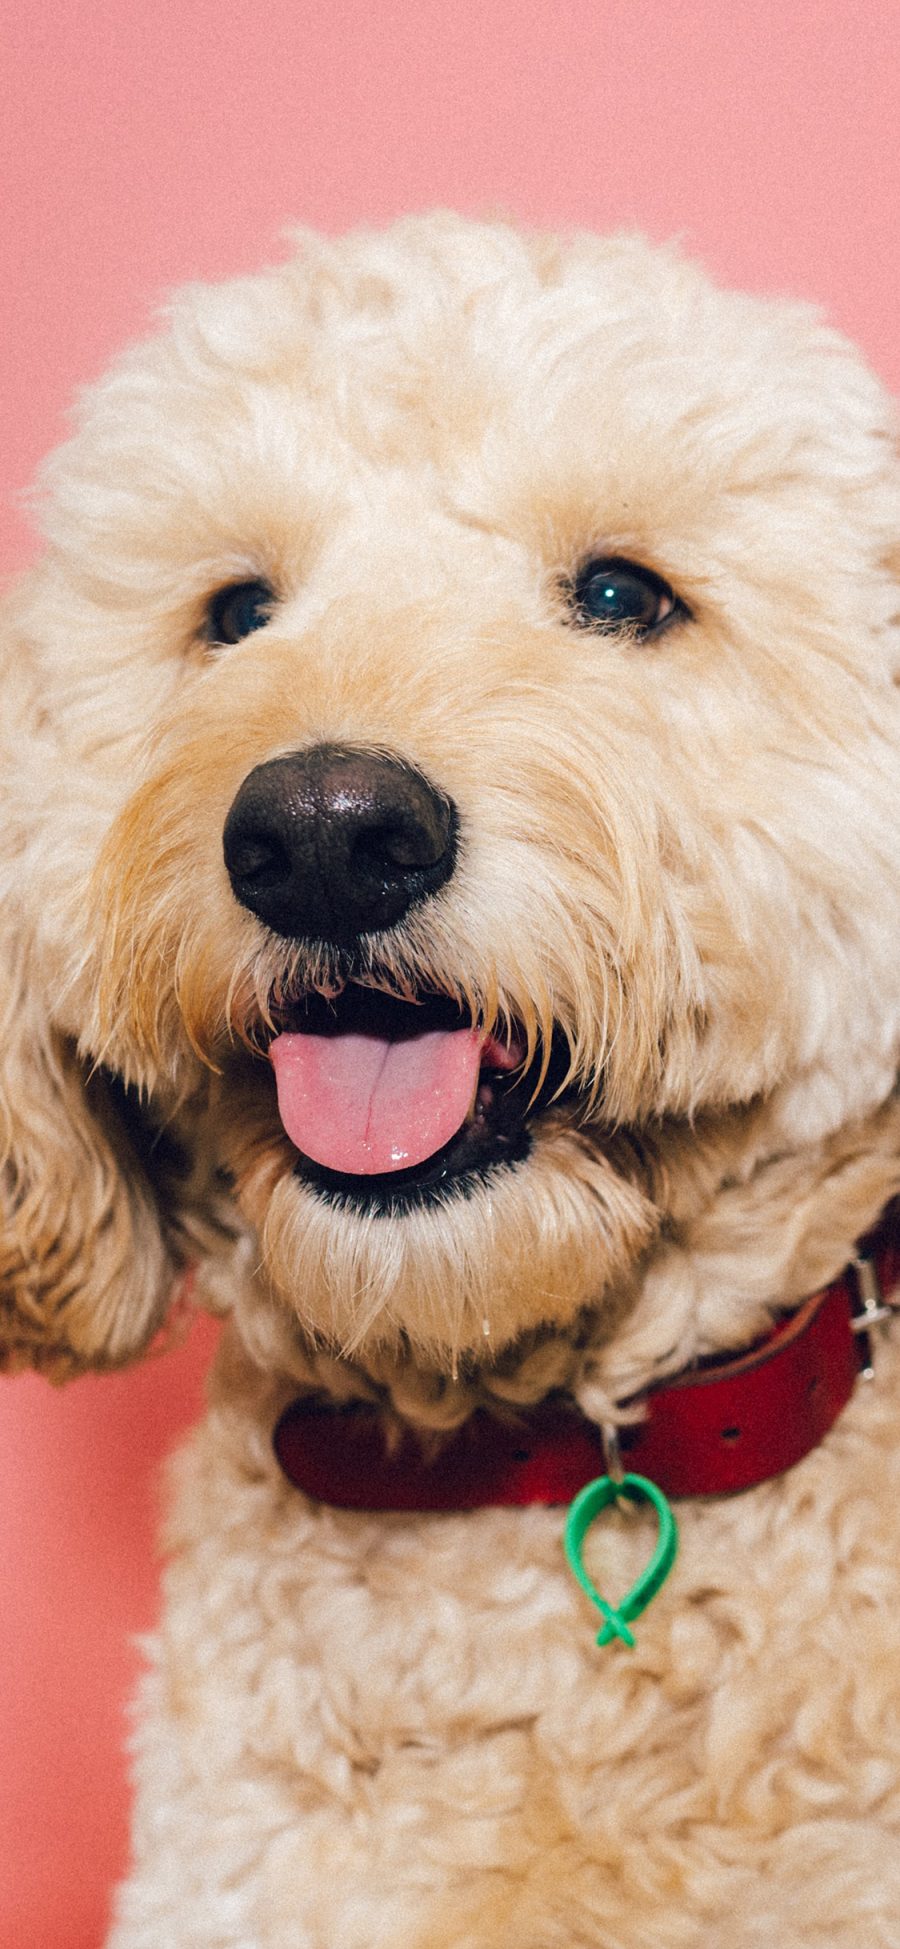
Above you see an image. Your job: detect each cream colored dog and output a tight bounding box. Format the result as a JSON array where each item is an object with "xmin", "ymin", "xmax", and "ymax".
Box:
[{"xmin": 5, "ymin": 214, "xmax": 900, "ymax": 1947}]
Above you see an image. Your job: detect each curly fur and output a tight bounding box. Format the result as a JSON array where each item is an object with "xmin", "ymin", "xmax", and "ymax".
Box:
[{"xmin": 4, "ymin": 213, "xmax": 900, "ymax": 1944}]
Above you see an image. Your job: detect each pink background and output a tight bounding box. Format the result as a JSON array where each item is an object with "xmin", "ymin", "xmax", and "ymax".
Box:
[{"xmin": 2, "ymin": 3, "xmax": 899, "ymax": 1941}]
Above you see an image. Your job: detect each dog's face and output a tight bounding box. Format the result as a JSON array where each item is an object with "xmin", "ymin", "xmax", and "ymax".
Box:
[{"xmin": 6, "ymin": 216, "xmax": 900, "ymax": 1371}]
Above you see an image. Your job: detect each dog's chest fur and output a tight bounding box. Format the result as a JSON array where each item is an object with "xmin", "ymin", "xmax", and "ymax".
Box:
[{"xmin": 109, "ymin": 1325, "xmax": 900, "ymax": 1949}]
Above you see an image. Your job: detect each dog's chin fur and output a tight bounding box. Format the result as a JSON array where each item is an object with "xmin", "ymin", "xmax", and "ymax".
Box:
[
  {"xmin": 208, "ymin": 1065, "xmax": 900, "ymax": 1431},
  {"xmin": 221, "ymin": 1087, "xmax": 658, "ymax": 1368},
  {"xmin": 6, "ymin": 214, "xmax": 900, "ymax": 1944}
]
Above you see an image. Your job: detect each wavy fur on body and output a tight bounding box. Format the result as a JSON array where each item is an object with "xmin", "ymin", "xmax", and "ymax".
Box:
[{"xmin": 5, "ymin": 214, "xmax": 900, "ymax": 1944}]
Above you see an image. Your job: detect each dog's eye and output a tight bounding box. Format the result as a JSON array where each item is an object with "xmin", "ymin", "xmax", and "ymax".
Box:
[
  {"xmin": 568, "ymin": 557, "xmax": 683, "ymax": 638},
  {"xmin": 206, "ymin": 580, "xmax": 275, "ymax": 645}
]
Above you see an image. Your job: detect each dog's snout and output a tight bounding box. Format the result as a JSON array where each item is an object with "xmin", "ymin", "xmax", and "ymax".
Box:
[{"xmin": 222, "ymin": 744, "xmax": 458, "ymax": 943}]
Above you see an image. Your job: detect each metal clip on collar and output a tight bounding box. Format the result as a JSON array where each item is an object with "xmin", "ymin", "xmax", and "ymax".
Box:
[{"xmin": 850, "ymin": 1253, "xmax": 892, "ymax": 1381}]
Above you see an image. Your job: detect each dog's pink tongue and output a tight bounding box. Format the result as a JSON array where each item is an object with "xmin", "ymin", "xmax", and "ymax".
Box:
[{"xmin": 269, "ymin": 1026, "xmax": 484, "ymax": 1175}]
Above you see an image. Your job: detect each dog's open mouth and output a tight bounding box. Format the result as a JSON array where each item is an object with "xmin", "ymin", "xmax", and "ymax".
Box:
[{"xmin": 266, "ymin": 985, "xmax": 571, "ymax": 1210}]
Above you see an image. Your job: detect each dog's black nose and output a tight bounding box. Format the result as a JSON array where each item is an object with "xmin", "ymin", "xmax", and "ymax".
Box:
[{"xmin": 223, "ymin": 744, "xmax": 458, "ymax": 943}]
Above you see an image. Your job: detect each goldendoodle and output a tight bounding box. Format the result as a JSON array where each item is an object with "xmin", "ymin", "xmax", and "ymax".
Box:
[{"xmin": 4, "ymin": 214, "xmax": 900, "ymax": 1947}]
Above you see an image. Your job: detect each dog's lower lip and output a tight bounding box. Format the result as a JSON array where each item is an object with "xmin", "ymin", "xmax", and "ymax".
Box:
[{"xmin": 288, "ymin": 1066, "xmax": 544, "ymax": 1212}]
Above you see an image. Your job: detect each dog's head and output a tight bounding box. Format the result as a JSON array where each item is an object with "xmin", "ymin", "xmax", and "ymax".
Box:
[{"xmin": 4, "ymin": 215, "xmax": 900, "ymax": 1378}]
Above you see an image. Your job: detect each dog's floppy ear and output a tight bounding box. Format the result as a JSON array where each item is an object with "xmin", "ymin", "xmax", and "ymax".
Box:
[
  {"xmin": 0, "ymin": 563, "xmax": 235, "ymax": 1380},
  {"xmin": 0, "ymin": 942, "xmax": 198, "ymax": 1377},
  {"xmin": 0, "ymin": 565, "xmax": 202, "ymax": 1379},
  {"xmin": 0, "ymin": 797, "xmax": 234, "ymax": 1380}
]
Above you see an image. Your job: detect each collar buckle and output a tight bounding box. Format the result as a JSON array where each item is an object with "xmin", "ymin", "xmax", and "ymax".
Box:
[{"xmin": 850, "ymin": 1252, "xmax": 893, "ymax": 1380}]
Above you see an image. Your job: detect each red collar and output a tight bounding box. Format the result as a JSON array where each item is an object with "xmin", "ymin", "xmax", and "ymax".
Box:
[{"xmin": 274, "ymin": 1202, "xmax": 900, "ymax": 1509}]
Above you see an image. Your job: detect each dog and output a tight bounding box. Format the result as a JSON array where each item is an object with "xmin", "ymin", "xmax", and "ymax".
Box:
[{"xmin": 4, "ymin": 212, "xmax": 900, "ymax": 1947}]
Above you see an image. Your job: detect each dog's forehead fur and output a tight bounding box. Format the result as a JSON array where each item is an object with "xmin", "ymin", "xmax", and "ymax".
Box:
[
  {"xmin": 32, "ymin": 216, "xmax": 899, "ymax": 611},
  {"xmin": 5, "ymin": 212, "xmax": 900, "ymax": 1386}
]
